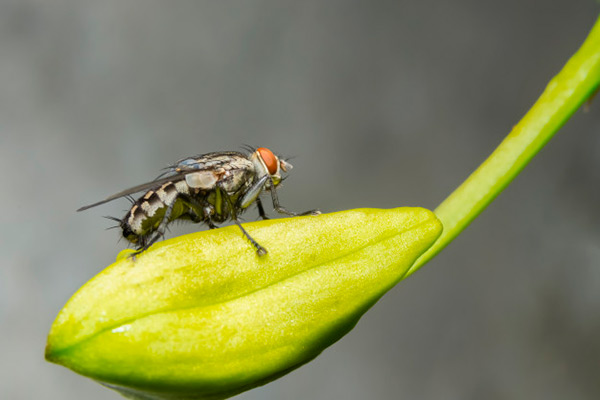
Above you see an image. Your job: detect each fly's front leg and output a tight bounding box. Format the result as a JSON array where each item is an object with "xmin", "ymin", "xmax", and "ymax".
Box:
[
  {"xmin": 256, "ymin": 198, "xmax": 270, "ymax": 220},
  {"xmin": 239, "ymin": 175, "xmax": 270, "ymax": 220},
  {"xmin": 220, "ymin": 185, "xmax": 267, "ymax": 256},
  {"xmin": 240, "ymin": 175, "xmax": 268, "ymax": 209},
  {"xmin": 269, "ymin": 180, "xmax": 320, "ymax": 217}
]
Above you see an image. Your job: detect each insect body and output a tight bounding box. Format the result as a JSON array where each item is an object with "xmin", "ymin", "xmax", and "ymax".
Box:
[{"xmin": 78, "ymin": 147, "xmax": 320, "ymax": 256}]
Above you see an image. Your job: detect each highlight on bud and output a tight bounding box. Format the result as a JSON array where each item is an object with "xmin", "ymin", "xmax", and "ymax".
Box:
[{"xmin": 46, "ymin": 207, "xmax": 442, "ymax": 400}]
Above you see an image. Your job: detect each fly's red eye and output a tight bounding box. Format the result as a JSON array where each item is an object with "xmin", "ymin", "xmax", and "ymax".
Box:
[{"xmin": 257, "ymin": 147, "xmax": 278, "ymax": 175}]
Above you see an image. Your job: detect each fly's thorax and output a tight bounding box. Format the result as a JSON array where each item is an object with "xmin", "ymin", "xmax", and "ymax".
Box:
[
  {"xmin": 184, "ymin": 155, "xmax": 255, "ymax": 194},
  {"xmin": 220, "ymin": 164, "xmax": 255, "ymax": 194}
]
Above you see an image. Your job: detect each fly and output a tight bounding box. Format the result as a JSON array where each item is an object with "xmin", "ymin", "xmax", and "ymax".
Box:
[{"xmin": 78, "ymin": 146, "xmax": 320, "ymax": 256}]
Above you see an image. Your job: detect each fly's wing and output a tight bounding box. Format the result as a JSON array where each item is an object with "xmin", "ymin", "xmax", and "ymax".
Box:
[
  {"xmin": 77, "ymin": 153, "xmax": 248, "ymax": 212},
  {"xmin": 168, "ymin": 152, "xmax": 247, "ymax": 172},
  {"xmin": 77, "ymin": 173, "xmax": 188, "ymax": 212}
]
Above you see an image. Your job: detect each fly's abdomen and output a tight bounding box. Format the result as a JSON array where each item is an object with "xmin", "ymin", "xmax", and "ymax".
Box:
[{"xmin": 121, "ymin": 181, "xmax": 190, "ymax": 246}]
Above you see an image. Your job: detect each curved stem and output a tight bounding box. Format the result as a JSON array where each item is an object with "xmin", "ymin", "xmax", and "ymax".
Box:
[{"xmin": 407, "ymin": 15, "xmax": 600, "ymax": 276}]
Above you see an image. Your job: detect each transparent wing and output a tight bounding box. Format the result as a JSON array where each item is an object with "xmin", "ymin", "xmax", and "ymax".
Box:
[
  {"xmin": 77, "ymin": 173, "xmax": 188, "ymax": 212},
  {"xmin": 78, "ymin": 152, "xmax": 245, "ymax": 212}
]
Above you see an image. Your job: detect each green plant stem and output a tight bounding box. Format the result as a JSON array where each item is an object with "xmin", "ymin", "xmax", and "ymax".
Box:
[{"xmin": 407, "ymin": 15, "xmax": 600, "ymax": 276}]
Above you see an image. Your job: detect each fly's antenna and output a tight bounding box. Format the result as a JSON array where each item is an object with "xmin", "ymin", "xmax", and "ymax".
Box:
[{"xmin": 281, "ymin": 154, "xmax": 297, "ymax": 162}]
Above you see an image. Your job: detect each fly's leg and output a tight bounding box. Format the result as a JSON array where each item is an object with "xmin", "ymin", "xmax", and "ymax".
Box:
[
  {"xmin": 202, "ymin": 202, "xmax": 219, "ymax": 229},
  {"xmin": 183, "ymin": 196, "xmax": 204, "ymax": 224},
  {"xmin": 187, "ymin": 196, "xmax": 219, "ymax": 229},
  {"xmin": 239, "ymin": 175, "xmax": 268, "ymax": 209},
  {"xmin": 220, "ymin": 186, "xmax": 267, "ymax": 256},
  {"xmin": 268, "ymin": 180, "xmax": 321, "ymax": 217},
  {"xmin": 256, "ymin": 198, "xmax": 270, "ymax": 220},
  {"xmin": 130, "ymin": 197, "xmax": 177, "ymax": 258},
  {"xmin": 239, "ymin": 175, "xmax": 270, "ymax": 220},
  {"xmin": 206, "ymin": 218, "xmax": 218, "ymax": 229},
  {"xmin": 234, "ymin": 220, "xmax": 267, "ymax": 256}
]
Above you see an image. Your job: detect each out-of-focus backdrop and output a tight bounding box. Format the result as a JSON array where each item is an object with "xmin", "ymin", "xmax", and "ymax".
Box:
[{"xmin": 1, "ymin": 1, "xmax": 599, "ymax": 399}]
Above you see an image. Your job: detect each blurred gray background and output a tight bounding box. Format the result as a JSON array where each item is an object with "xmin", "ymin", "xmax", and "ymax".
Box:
[{"xmin": 1, "ymin": 1, "xmax": 600, "ymax": 399}]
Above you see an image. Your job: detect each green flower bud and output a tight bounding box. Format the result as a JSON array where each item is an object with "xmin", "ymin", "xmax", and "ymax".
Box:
[{"xmin": 46, "ymin": 207, "xmax": 442, "ymax": 400}]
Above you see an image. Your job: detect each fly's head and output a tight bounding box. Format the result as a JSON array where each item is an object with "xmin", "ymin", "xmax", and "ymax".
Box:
[{"xmin": 251, "ymin": 147, "xmax": 292, "ymax": 188}]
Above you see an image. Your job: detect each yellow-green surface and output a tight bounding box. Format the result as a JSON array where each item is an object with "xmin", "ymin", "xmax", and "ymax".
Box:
[{"xmin": 46, "ymin": 208, "xmax": 442, "ymax": 400}]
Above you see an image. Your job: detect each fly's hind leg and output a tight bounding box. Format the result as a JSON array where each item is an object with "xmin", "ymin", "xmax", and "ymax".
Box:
[{"xmin": 268, "ymin": 180, "xmax": 320, "ymax": 217}]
